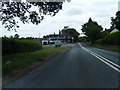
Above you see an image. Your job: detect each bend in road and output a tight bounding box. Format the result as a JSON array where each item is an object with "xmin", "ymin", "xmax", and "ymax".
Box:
[{"xmin": 4, "ymin": 43, "xmax": 119, "ymax": 88}]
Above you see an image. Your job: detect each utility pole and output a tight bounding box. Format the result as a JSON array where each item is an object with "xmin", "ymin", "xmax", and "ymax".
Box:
[
  {"xmin": 39, "ymin": 33, "xmax": 40, "ymax": 38},
  {"xmin": 38, "ymin": 33, "xmax": 40, "ymax": 42}
]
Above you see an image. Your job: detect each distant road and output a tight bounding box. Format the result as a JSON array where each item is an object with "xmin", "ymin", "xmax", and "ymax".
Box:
[
  {"xmin": 43, "ymin": 43, "xmax": 74, "ymax": 47},
  {"xmin": 4, "ymin": 43, "xmax": 119, "ymax": 88}
]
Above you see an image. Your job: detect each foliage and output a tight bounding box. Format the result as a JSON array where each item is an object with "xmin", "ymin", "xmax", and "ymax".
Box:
[
  {"xmin": 95, "ymin": 39, "xmax": 105, "ymax": 44},
  {"xmin": 43, "ymin": 35, "xmax": 49, "ymax": 38},
  {"xmin": 104, "ymin": 31, "xmax": 120, "ymax": 45},
  {"xmin": 2, "ymin": 38, "xmax": 42, "ymax": 55},
  {"xmin": 81, "ymin": 18, "xmax": 103, "ymax": 43},
  {"xmin": 61, "ymin": 27, "xmax": 80, "ymax": 42},
  {"xmin": 14, "ymin": 34, "xmax": 20, "ymax": 38},
  {"xmin": 99, "ymin": 31, "xmax": 108, "ymax": 38},
  {"xmin": 0, "ymin": 1, "xmax": 64, "ymax": 31},
  {"xmin": 111, "ymin": 11, "xmax": 120, "ymax": 30},
  {"xmin": 25, "ymin": 37, "xmax": 36, "ymax": 40},
  {"xmin": 78, "ymin": 36, "xmax": 89, "ymax": 42},
  {"xmin": 96, "ymin": 31, "xmax": 120, "ymax": 45}
]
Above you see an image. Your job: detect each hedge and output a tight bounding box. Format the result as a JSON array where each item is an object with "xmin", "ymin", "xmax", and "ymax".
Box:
[
  {"xmin": 95, "ymin": 39, "xmax": 105, "ymax": 44},
  {"xmin": 105, "ymin": 31, "xmax": 120, "ymax": 45},
  {"xmin": 96, "ymin": 31, "xmax": 120, "ymax": 45},
  {"xmin": 2, "ymin": 38, "xmax": 42, "ymax": 55}
]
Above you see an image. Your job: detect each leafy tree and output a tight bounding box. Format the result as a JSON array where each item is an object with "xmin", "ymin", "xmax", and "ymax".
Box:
[
  {"xmin": 111, "ymin": 11, "xmax": 120, "ymax": 30},
  {"xmin": 26, "ymin": 37, "xmax": 34, "ymax": 39},
  {"xmin": 100, "ymin": 31, "xmax": 108, "ymax": 39},
  {"xmin": 81, "ymin": 18, "xmax": 103, "ymax": 43},
  {"xmin": 3, "ymin": 35, "xmax": 7, "ymax": 38},
  {"xmin": 61, "ymin": 27, "xmax": 80, "ymax": 42},
  {"xmin": 43, "ymin": 35, "xmax": 49, "ymax": 38},
  {"xmin": 0, "ymin": 1, "xmax": 66, "ymax": 31},
  {"xmin": 14, "ymin": 34, "xmax": 19, "ymax": 38},
  {"xmin": 10, "ymin": 35, "xmax": 14, "ymax": 38}
]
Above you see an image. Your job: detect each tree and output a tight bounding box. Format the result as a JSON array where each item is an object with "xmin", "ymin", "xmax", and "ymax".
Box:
[
  {"xmin": 14, "ymin": 34, "xmax": 19, "ymax": 38},
  {"xmin": 100, "ymin": 31, "xmax": 108, "ymax": 39},
  {"xmin": 111, "ymin": 11, "xmax": 120, "ymax": 30},
  {"xmin": 43, "ymin": 35, "xmax": 49, "ymax": 38},
  {"xmin": 61, "ymin": 27, "xmax": 80, "ymax": 42},
  {"xmin": 10, "ymin": 35, "xmax": 14, "ymax": 38},
  {"xmin": 81, "ymin": 18, "xmax": 103, "ymax": 43},
  {"xmin": 0, "ymin": 1, "xmax": 67, "ymax": 31},
  {"xmin": 26, "ymin": 37, "xmax": 34, "ymax": 39}
]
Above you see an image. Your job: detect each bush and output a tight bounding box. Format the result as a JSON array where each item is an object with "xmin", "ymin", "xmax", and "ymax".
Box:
[
  {"xmin": 100, "ymin": 31, "xmax": 108, "ymax": 38},
  {"xmin": 105, "ymin": 31, "xmax": 120, "ymax": 45},
  {"xmin": 95, "ymin": 31, "xmax": 120, "ymax": 45},
  {"xmin": 96, "ymin": 39, "xmax": 105, "ymax": 44},
  {"xmin": 2, "ymin": 38, "xmax": 42, "ymax": 55}
]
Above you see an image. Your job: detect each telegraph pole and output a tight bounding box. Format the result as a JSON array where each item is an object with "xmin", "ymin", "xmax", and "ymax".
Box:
[
  {"xmin": 38, "ymin": 33, "xmax": 40, "ymax": 42},
  {"xmin": 39, "ymin": 33, "xmax": 40, "ymax": 38}
]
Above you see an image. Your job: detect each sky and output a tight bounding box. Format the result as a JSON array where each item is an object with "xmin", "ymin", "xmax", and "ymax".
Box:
[{"xmin": 1, "ymin": 0, "xmax": 120, "ymax": 38}]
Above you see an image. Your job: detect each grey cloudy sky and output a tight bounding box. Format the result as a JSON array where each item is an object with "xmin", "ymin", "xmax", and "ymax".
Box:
[{"xmin": 1, "ymin": 0, "xmax": 119, "ymax": 38}]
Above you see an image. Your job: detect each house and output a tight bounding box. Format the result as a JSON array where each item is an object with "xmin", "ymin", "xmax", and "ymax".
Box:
[
  {"xmin": 110, "ymin": 28, "xmax": 119, "ymax": 33},
  {"xmin": 41, "ymin": 26, "xmax": 79, "ymax": 45},
  {"xmin": 105, "ymin": 28, "xmax": 119, "ymax": 33},
  {"xmin": 41, "ymin": 32, "xmax": 73, "ymax": 45},
  {"xmin": 47, "ymin": 33, "xmax": 70, "ymax": 43}
]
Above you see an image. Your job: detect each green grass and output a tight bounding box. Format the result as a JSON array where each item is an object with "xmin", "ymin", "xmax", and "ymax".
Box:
[
  {"xmin": 91, "ymin": 44, "xmax": 119, "ymax": 52},
  {"xmin": 3, "ymin": 46, "xmax": 69, "ymax": 76}
]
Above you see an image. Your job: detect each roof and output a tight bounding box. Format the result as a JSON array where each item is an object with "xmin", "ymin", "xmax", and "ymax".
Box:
[
  {"xmin": 49, "ymin": 34, "xmax": 59, "ymax": 37},
  {"xmin": 110, "ymin": 28, "xmax": 119, "ymax": 33}
]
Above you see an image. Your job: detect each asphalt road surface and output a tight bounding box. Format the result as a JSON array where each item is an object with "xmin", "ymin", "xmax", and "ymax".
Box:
[
  {"xmin": 43, "ymin": 43, "xmax": 74, "ymax": 47},
  {"xmin": 4, "ymin": 43, "xmax": 119, "ymax": 88}
]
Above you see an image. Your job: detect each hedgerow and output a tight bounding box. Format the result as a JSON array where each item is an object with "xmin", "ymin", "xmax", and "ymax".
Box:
[
  {"xmin": 95, "ymin": 39, "xmax": 105, "ymax": 44},
  {"xmin": 105, "ymin": 31, "xmax": 120, "ymax": 45},
  {"xmin": 96, "ymin": 31, "xmax": 120, "ymax": 45},
  {"xmin": 2, "ymin": 38, "xmax": 42, "ymax": 55}
]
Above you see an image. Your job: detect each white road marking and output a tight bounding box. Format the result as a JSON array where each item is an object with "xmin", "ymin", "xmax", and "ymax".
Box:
[
  {"xmin": 91, "ymin": 52, "xmax": 120, "ymax": 68},
  {"xmin": 79, "ymin": 43, "xmax": 120, "ymax": 73},
  {"xmin": 79, "ymin": 43, "xmax": 90, "ymax": 52},
  {"xmin": 91, "ymin": 52, "xmax": 120, "ymax": 73}
]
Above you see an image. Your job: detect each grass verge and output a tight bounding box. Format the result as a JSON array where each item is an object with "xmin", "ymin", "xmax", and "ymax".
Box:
[
  {"xmin": 3, "ymin": 46, "xmax": 69, "ymax": 77},
  {"xmin": 91, "ymin": 44, "xmax": 119, "ymax": 52}
]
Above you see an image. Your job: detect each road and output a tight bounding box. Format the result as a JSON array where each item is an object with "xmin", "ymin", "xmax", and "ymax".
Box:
[
  {"xmin": 43, "ymin": 43, "xmax": 74, "ymax": 47},
  {"xmin": 4, "ymin": 43, "xmax": 119, "ymax": 88}
]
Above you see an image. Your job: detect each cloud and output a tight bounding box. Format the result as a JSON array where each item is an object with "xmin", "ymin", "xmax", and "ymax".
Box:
[
  {"xmin": 65, "ymin": 6, "xmax": 82, "ymax": 16},
  {"xmin": 1, "ymin": 0, "xmax": 119, "ymax": 37}
]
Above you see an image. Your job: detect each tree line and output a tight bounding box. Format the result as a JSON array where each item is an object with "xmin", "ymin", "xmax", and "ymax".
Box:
[
  {"xmin": 81, "ymin": 11, "xmax": 120, "ymax": 45},
  {"xmin": 1, "ymin": 1, "xmax": 119, "ymax": 44},
  {"xmin": 3, "ymin": 34, "xmax": 39, "ymax": 40}
]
